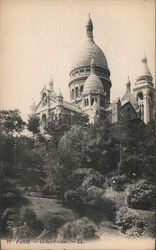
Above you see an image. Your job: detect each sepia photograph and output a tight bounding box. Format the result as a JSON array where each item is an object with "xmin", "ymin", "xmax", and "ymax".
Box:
[{"xmin": 0, "ymin": 0, "xmax": 155, "ymax": 249}]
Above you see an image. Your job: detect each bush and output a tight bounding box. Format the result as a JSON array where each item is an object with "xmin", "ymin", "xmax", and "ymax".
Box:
[
  {"xmin": 57, "ymin": 217, "xmax": 98, "ymax": 242},
  {"xmin": 126, "ymin": 226, "xmax": 144, "ymax": 238},
  {"xmin": 137, "ymin": 210, "xmax": 155, "ymax": 238},
  {"xmin": 125, "ymin": 180, "xmax": 155, "ymax": 210},
  {"xmin": 20, "ymin": 208, "xmax": 37, "ymax": 226},
  {"xmin": 109, "ymin": 175, "xmax": 127, "ymax": 191},
  {"xmin": 115, "ymin": 207, "xmax": 145, "ymax": 236},
  {"xmin": 20, "ymin": 208, "xmax": 43, "ymax": 236},
  {"xmin": 64, "ymin": 190, "xmax": 82, "ymax": 204},
  {"xmin": 1, "ymin": 208, "xmax": 21, "ymax": 236},
  {"xmin": 42, "ymin": 213, "xmax": 65, "ymax": 236},
  {"xmin": 81, "ymin": 171, "xmax": 104, "ymax": 190},
  {"xmin": 1, "ymin": 192, "xmax": 21, "ymax": 208},
  {"xmin": 86, "ymin": 186, "xmax": 104, "ymax": 202},
  {"xmin": 100, "ymin": 195, "xmax": 117, "ymax": 221},
  {"xmin": 15, "ymin": 223, "xmax": 35, "ymax": 239}
]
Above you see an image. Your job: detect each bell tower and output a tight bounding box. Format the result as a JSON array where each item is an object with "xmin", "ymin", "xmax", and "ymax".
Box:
[{"xmin": 133, "ymin": 55, "xmax": 155, "ymax": 124}]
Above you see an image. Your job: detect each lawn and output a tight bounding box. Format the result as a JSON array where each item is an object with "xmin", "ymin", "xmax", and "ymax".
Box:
[{"xmin": 23, "ymin": 195, "xmax": 78, "ymax": 223}]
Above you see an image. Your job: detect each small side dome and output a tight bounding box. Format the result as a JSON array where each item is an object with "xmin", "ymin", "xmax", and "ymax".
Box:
[
  {"xmin": 83, "ymin": 59, "xmax": 104, "ymax": 94},
  {"xmin": 136, "ymin": 54, "xmax": 152, "ymax": 82},
  {"xmin": 57, "ymin": 89, "xmax": 63, "ymax": 97},
  {"xmin": 121, "ymin": 77, "xmax": 138, "ymax": 109}
]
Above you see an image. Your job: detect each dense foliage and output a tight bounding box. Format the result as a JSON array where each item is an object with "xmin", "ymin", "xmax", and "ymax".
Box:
[
  {"xmin": 0, "ymin": 109, "xmax": 25, "ymax": 135},
  {"xmin": 27, "ymin": 115, "xmax": 40, "ymax": 139},
  {"xmin": 125, "ymin": 180, "xmax": 155, "ymax": 210},
  {"xmin": 57, "ymin": 217, "xmax": 97, "ymax": 241},
  {"xmin": 0, "ymin": 108, "xmax": 155, "ymax": 240}
]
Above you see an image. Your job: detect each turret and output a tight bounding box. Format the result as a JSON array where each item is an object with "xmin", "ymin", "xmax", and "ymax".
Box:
[{"xmin": 126, "ymin": 76, "xmax": 131, "ymax": 93}]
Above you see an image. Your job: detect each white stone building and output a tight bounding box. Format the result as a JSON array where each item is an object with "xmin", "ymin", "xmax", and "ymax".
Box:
[{"xmin": 35, "ymin": 16, "xmax": 156, "ymax": 130}]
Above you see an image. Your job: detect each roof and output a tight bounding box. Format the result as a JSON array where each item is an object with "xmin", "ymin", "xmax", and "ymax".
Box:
[
  {"xmin": 71, "ymin": 16, "xmax": 108, "ymax": 71},
  {"xmin": 136, "ymin": 55, "xmax": 152, "ymax": 81},
  {"xmin": 121, "ymin": 92, "xmax": 138, "ymax": 110},
  {"xmin": 83, "ymin": 73, "xmax": 104, "ymax": 94}
]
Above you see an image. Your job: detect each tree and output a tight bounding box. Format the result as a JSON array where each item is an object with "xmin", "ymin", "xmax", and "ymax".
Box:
[
  {"xmin": 0, "ymin": 109, "xmax": 25, "ymax": 135},
  {"xmin": 27, "ymin": 115, "xmax": 40, "ymax": 140},
  {"xmin": 44, "ymin": 113, "xmax": 70, "ymax": 146},
  {"xmin": 111, "ymin": 119, "xmax": 155, "ymax": 180},
  {"xmin": 84, "ymin": 119, "xmax": 119, "ymax": 174},
  {"xmin": 59, "ymin": 119, "xmax": 118, "ymax": 174},
  {"xmin": 45, "ymin": 112, "xmax": 89, "ymax": 146},
  {"xmin": 58, "ymin": 126, "xmax": 87, "ymax": 169},
  {"xmin": 71, "ymin": 111, "xmax": 89, "ymax": 128}
]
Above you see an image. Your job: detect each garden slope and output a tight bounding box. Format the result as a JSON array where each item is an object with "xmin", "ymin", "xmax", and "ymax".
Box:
[{"xmin": 23, "ymin": 195, "xmax": 77, "ymax": 222}]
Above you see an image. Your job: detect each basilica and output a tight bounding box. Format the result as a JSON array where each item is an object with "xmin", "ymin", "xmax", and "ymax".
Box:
[{"xmin": 34, "ymin": 16, "xmax": 155, "ymax": 131}]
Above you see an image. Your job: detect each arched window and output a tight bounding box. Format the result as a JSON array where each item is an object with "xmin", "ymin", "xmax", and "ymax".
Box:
[
  {"xmin": 137, "ymin": 92, "xmax": 143, "ymax": 100},
  {"xmin": 75, "ymin": 87, "xmax": 79, "ymax": 98},
  {"xmin": 71, "ymin": 89, "xmax": 74, "ymax": 99},
  {"xmin": 86, "ymin": 98, "xmax": 89, "ymax": 106},
  {"xmin": 149, "ymin": 91, "xmax": 153, "ymax": 101},
  {"xmin": 42, "ymin": 93, "xmax": 47, "ymax": 105},
  {"xmin": 91, "ymin": 98, "xmax": 94, "ymax": 105},
  {"xmin": 80, "ymin": 86, "xmax": 83, "ymax": 93},
  {"xmin": 42, "ymin": 114, "xmax": 46, "ymax": 129}
]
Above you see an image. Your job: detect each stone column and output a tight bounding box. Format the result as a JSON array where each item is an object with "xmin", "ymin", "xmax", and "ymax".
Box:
[{"xmin": 144, "ymin": 92, "xmax": 150, "ymax": 124}]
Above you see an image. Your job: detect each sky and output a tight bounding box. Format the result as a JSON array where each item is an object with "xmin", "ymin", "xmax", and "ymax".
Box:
[{"xmin": 0, "ymin": 0, "xmax": 155, "ymax": 120}]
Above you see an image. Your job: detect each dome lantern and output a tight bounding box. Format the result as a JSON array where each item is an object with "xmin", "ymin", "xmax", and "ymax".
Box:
[
  {"xmin": 49, "ymin": 74, "xmax": 54, "ymax": 92},
  {"xmin": 126, "ymin": 76, "xmax": 131, "ymax": 93},
  {"xmin": 86, "ymin": 13, "xmax": 93, "ymax": 41}
]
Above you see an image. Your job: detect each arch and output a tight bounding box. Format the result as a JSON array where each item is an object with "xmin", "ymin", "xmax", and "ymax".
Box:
[
  {"xmin": 86, "ymin": 98, "xmax": 89, "ymax": 106},
  {"xmin": 71, "ymin": 89, "xmax": 74, "ymax": 99},
  {"xmin": 75, "ymin": 87, "xmax": 79, "ymax": 98},
  {"xmin": 84, "ymin": 98, "xmax": 89, "ymax": 107},
  {"xmin": 91, "ymin": 98, "xmax": 94, "ymax": 105},
  {"xmin": 42, "ymin": 93, "xmax": 47, "ymax": 105},
  {"xmin": 42, "ymin": 114, "xmax": 47, "ymax": 128},
  {"xmin": 80, "ymin": 85, "xmax": 83, "ymax": 93},
  {"xmin": 149, "ymin": 91, "xmax": 153, "ymax": 101},
  {"xmin": 137, "ymin": 91, "xmax": 143, "ymax": 100}
]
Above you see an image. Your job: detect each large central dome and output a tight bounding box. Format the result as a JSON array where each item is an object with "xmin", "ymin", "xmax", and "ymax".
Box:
[
  {"xmin": 72, "ymin": 41, "xmax": 108, "ymax": 70},
  {"xmin": 71, "ymin": 15, "xmax": 108, "ymax": 71}
]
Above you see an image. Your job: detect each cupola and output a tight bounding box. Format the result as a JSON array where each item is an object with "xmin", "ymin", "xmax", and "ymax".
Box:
[{"xmin": 83, "ymin": 59, "xmax": 104, "ymax": 94}]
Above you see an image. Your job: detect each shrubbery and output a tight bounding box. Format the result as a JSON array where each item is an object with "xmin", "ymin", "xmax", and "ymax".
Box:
[
  {"xmin": 64, "ymin": 190, "xmax": 82, "ymax": 204},
  {"xmin": 115, "ymin": 207, "xmax": 145, "ymax": 237},
  {"xmin": 57, "ymin": 217, "xmax": 98, "ymax": 241},
  {"xmin": 42, "ymin": 212, "xmax": 65, "ymax": 237},
  {"xmin": 108, "ymin": 175, "xmax": 127, "ymax": 192},
  {"xmin": 81, "ymin": 171, "xmax": 104, "ymax": 189},
  {"xmin": 20, "ymin": 208, "xmax": 43, "ymax": 236},
  {"xmin": 1, "ymin": 208, "xmax": 21, "ymax": 237},
  {"xmin": 64, "ymin": 187, "xmax": 116, "ymax": 222},
  {"xmin": 125, "ymin": 180, "xmax": 155, "ymax": 210}
]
